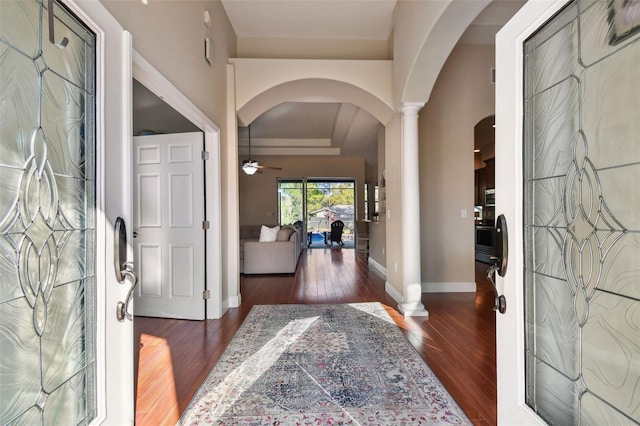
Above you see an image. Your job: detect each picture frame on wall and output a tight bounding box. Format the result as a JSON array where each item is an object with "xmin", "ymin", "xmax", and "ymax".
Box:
[{"xmin": 608, "ymin": 0, "xmax": 640, "ymax": 45}]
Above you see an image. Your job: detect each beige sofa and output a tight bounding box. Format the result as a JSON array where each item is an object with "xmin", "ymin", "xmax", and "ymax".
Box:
[{"xmin": 240, "ymin": 224, "xmax": 304, "ymax": 274}]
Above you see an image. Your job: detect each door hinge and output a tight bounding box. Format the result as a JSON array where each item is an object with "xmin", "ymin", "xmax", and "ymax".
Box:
[
  {"xmin": 201, "ymin": 150, "xmax": 209, "ymax": 160},
  {"xmin": 202, "ymin": 220, "xmax": 210, "ymax": 230},
  {"xmin": 203, "ymin": 290, "xmax": 211, "ymax": 300}
]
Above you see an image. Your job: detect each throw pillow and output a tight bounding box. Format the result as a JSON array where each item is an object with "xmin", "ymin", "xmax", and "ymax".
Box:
[
  {"xmin": 277, "ymin": 226, "xmax": 294, "ymax": 241},
  {"xmin": 259, "ymin": 225, "xmax": 280, "ymax": 242}
]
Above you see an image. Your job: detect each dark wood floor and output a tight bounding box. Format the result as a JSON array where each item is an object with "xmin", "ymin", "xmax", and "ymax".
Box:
[{"xmin": 134, "ymin": 249, "xmax": 497, "ymax": 425}]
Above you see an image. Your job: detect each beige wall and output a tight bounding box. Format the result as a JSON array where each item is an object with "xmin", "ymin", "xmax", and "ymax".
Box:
[
  {"xmin": 384, "ymin": 114, "xmax": 403, "ymax": 295},
  {"xmin": 229, "ymin": 58, "xmax": 394, "ymax": 126},
  {"xmin": 369, "ymin": 123, "xmax": 387, "ymax": 268},
  {"xmin": 237, "ymin": 38, "xmax": 390, "ymax": 60},
  {"xmin": 392, "ymin": 0, "xmax": 447, "ymax": 105},
  {"xmin": 419, "ymin": 43, "xmax": 496, "ymax": 285},
  {"xmin": 238, "ymin": 156, "xmax": 365, "ymax": 225},
  {"xmin": 102, "ymin": 0, "xmax": 235, "ymax": 126},
  {"xmin": 392, "ymin": 0, "xmax": 488, "ymax": 106},
  {"xmin": 100, "ymin": 0, "xmax": 239, "ymax": 307}
]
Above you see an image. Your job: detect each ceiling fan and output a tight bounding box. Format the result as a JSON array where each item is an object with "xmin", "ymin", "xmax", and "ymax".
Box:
[{"xmin": 241, "ymin": 125, "xmax": 282, "ymax": 175}]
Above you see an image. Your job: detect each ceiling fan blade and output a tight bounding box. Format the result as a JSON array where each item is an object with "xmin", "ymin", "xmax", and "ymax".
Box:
[{"xmin": 257, "ymin": 164, "xmax": 283, "ymax": 171}]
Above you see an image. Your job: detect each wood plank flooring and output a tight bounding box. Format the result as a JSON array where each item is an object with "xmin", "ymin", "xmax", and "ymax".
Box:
[{"xmin": 134, "ymin": 249, "xmax": 497, "ymax": 425}]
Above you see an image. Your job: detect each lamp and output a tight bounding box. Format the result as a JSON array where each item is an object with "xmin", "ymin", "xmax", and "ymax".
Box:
[{"xmin": 242, "ymin": 160, "xmax": 258, "ymax": 175}]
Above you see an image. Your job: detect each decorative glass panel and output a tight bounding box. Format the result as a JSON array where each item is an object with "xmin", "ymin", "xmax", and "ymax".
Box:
[
  {"xmin": 0, "ymin": 0, "xmax": 96, "ymax": 424},
  {"xmin": 524, "ymin": 0, "xmax": 640, "ymax": 423}
]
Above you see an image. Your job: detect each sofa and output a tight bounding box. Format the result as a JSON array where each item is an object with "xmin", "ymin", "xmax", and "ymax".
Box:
[{"xmin": 240, "ymin": 224, "xmax": 304, "ymax": 274}]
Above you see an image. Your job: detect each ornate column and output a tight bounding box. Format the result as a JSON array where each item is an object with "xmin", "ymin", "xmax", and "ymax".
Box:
[{"xmin": 398, "ymin": 102, "xmax": 429, "ymax": 316}]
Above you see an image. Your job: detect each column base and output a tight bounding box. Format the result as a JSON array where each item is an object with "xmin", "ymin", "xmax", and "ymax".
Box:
[{"xmin": 398, "ymin": 302, "xmax": 429, "ymax": 317}]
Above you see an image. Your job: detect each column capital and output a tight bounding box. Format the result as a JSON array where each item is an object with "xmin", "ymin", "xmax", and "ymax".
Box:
[{"xmin": 398, "ymin": 102, "xmax": 425, "ymax": 116}]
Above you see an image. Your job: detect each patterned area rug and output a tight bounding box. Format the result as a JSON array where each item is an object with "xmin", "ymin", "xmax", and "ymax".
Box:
[{"xmin": 179, "ymin": 303, "xmax": 471, "ymax": 425}]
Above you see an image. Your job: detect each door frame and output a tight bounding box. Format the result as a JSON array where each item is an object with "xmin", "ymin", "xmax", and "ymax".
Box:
[
  {"xmin": 495, "ymin": 0, "xmax": 570, "ymax": 424},
  {"xmin": 132, "ymin": 52, "xmax": 223, "ymax": 319}
]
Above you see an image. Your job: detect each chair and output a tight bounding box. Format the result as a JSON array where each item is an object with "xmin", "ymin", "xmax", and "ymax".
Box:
[
  {"xmin": 355, "ymin": 221, "xmax": 370, "ymax": 255},
  {"xmin": 327, "ymin": 220, "xmax": 344, "ymax": 245}
]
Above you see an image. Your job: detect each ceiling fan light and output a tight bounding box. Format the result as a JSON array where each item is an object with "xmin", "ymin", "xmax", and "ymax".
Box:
[{"xmin": 242, "ymin": 160, "xmax": 259, "ymax": 175}]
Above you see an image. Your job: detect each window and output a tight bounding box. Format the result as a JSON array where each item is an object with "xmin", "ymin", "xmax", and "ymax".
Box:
[
  {"xmin": 278, "ymin": 180, "xmax": 304, "ymax": 225},
  {"xmin": 277, "ymin": 178, "xmax": 356, "ymax": 241}
]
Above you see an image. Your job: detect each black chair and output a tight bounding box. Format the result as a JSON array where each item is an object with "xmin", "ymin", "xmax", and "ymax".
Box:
[{"xmin": 327, "ymin": 220, "xmax": 344, "ymax": 245}]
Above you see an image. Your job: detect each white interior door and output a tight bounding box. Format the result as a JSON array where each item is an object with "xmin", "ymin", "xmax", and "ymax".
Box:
[
  {"xmin": 496, "ymin": 0, "xmax": 640, "ymax": 424},
  {"xmin": 0, "ymin": 0, "xmax": 133, "ymax": 424},
  {"xmin": 133, "ymin": 132, "xmax": 206, "ymax": 320}
]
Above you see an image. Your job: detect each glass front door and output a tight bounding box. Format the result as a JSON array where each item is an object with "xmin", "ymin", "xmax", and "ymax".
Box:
[
  {"xmin": 522, "ymin": 0, "xmax": 640, "ymax": 423},
  {"xmin": 1, "ymin": 1, "xmax": 99, "ymax": 423}
]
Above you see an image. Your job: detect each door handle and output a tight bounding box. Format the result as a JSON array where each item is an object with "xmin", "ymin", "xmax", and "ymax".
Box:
[
  {"xmin": 494, "ymin": 214, "xmax": 508, "ymax": 277},
  {"xmin": 114, "ymin": 217, "xmax": 139, "ymax": 322},
  {"xmin": 486, "ymin": 214, "xmax": 508, "ymax": 314},
  {"xmin": 116, "ymin": 263, "xmax": 138, "ymax": 322}
]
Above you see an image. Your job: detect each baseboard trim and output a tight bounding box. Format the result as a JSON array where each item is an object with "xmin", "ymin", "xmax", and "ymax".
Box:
[
  {"xmin": 385, "ymin": 281, "xmax": 403, "ymax": 304},
  {"xmin": 368, "ymin": 257, "xmax": 386, "ymax": 277},
  {"xmin": 227, "ymin": 294, "xmax": 241, "ymax": 309},
  {"xmin": 422, "ymin": 282, "xmax": 476, "ymax": 293}
]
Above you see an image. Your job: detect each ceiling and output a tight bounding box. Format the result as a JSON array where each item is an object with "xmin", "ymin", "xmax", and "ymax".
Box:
[
  {"xmin": 221, "ymin": 0, "xmax": 397, "ymax": 40},
  {"xmin": 224, "ymin": 0, "xmax": 525, "ymax": 167},
  {"xmin": 222, "ymin": 0, "xmax": 524, "ymax": 44}
]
